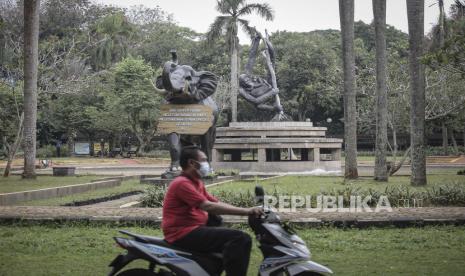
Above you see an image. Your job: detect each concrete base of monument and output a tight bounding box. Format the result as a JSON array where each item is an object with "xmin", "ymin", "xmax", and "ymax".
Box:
[
  {"xmin": 212, "ymin": 121, "xmax": 343, "ymax": 174},
  {"xmin": 160, "ymin": 170, "xmax": 181, "ymax": 179}
]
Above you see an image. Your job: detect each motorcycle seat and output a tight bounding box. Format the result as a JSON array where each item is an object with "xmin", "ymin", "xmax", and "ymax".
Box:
[{"xmin": 119, "ymin": 230, "xmax": 223, "ymax": 259}]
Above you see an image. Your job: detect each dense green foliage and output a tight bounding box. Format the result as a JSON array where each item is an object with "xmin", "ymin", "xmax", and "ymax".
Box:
[
  {"xmin": 0, "ymin": 82, "xmax": 23, "ymax": 155},
  {"xmin": 139, "ymin": 174, "xmax": 465, "ymax": 208},
  {"xmin": 424, "ymin": 1, "xmax": 465, "ymax": 75},
  {"xmin": 1, "ymin": 0, "xmax": 464, "ymax": 156}
]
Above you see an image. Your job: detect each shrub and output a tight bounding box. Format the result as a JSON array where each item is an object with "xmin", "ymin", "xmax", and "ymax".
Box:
[
  {"xmin": 458, "ymin": 169, "xmax": 465, "ymax": 175},
  {"xmin": 212, "ymin": 190, "xmax": 256, "ymax": 207},
  {"xmin": 139, "ymin": 181, "xmax": 465, "ymax": 209},
  {"xmin": 425, "ymin": 184, "xmax": 465, "ymax": 206},
  {"xmin": 425, "ymin": 146, "xmax": 465, "ymax": 156},
  {"xmin": 320, "ymin": 183, "xmax": 465, "ymax": 207},
  {"xmin": 202, "ymin": 173, "xmax": 218, "ymax": 180},
  {"xmin": 346, "ymin": 146, "xmax": 465, "ymax": 157},
  {"xmin": 212, "ymin": 187, "xmax": 284, "ymax": 208},
  {"xmin": 215, "ymin": 169, "xmax": 240, "ymax": 176},
  {"xmin": 36, "ymin": 144, "xmax": 69, "ymax": 158},
  {"xmin": 60, "ymin": 146, "xmax": 69, "ymax": 157},
  {"xmin": 137, "ymin": 150, "xmax": 170, "ymax": 158},
  {"xmin": 140, "ymin": 185, "xmax": 166, "ymax": 207},
  {"xmin": 36, "ymin": 145, "xmax": 56, "ymax": 158},
  {"xmin": 344, "ymin": 150, "xmax": 407, "ymax": 157},
  {"xmin": 140, "ymin": 186, "xmax": 263, "ymax": 208},
  {"xmin": 0, "ymin": 148, "xmax": 6, "ymax": 159}
]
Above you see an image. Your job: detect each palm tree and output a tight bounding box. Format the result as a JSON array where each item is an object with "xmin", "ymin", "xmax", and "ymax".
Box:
[
  {"xmin": 339, "ymin": 0, "xmax": 358, "ymax": 179},
  {"xmin": 373, "ymin": 0, "xmax": 388, "ymax": 181},
  {"xmin": 438, "ymin": 0, "xmax": 446, "ymax": 47},
  {"xmin": 206, "ymin": 0, "xmax": 274, "ymax": 122},
  {"xmin": 406, "ymin": 0, "xmax": 427, "ymax": 185},
  {"xmin": 451, "ymin": 0, "xmax": 465, "ymax": 19},
  {"xmin": 436, "ymin": 0, "xmax": 450, "ymax": 156},
  {"xmin": 22, "ymin": 0, "xmax": 40, "ymax": 179},
  {"xmin": 91, "ymin": 12, "xmax": 134, "ymax": 71}
]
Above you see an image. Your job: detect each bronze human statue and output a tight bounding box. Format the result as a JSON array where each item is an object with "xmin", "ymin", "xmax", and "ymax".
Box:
[
  {"xmin": 152, "ymin": 50, "xmax": 218, "ymax": 178},
  {"xmin": 239, "ymin": 30, "xmax": 287, "ymax": 120}
]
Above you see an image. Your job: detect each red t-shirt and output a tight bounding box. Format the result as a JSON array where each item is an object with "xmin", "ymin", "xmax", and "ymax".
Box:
[{"xmin": 162, "ymin": 174, "xmax": 218, "ymax": 243}]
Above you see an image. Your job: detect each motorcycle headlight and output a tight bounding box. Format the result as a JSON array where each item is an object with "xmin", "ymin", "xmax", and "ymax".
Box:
[
  {"xmin": 293, "ymin": 241, "xmax": 310, "ymax": 256},
  {"xmin": 290, "ymin": 235, "xmax": 305, "ymax": 245}
]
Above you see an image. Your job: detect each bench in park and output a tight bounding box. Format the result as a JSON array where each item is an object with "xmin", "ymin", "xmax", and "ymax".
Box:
[
  {"xmin": 53, "ymin": 166, "xmax": 76, "ymax": 176},
  {"xmin": 109, "ymin": 147, "xmax": 137, "ymax": 158}
]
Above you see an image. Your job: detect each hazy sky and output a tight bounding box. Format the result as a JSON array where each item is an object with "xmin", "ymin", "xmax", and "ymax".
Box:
[{"xmin": 95, "ymin": 0, "xmax": 456, "ymax": 44}]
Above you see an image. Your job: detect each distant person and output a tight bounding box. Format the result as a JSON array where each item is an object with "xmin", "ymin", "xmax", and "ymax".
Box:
[
  {"xmin": 55, "ymin": 140, "xmax": 62, "ymax": 157},
  {"xmin": 162, "ymin": 146, "xmax": 263, "ymax": 276}
]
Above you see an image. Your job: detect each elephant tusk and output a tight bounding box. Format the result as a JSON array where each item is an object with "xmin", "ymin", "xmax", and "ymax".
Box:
[
  {"xmin": 150, "ymin": 79, "xmax": 167, "ymax": 95},
  {"xmin": 182, "ymin": 79, "xmax": 190, "ymax": 95}
]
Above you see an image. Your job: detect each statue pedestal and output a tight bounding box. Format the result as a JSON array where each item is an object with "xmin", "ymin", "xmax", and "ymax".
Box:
[
  {"xmin": 161, "ymin": 170, "xmax": 182, "ymax": 179},
  {"xmin": 212, "ymin": 122, "xmax": 342, "ymax": 174}
]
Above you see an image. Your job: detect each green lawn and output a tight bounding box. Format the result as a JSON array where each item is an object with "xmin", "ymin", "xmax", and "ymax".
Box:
[
  {"xmin": 354, "ymin": 156, "xmax": 375, "ymax": 162},
  {"xmin": 15, "ymin": 180, "xmax": 149, "ymax": 206},
  {"xmin": 0, "ymin": 224, "xmax": 464, "ymax": 275},
  {"xmin": 209, "ymin": 174, "xmax": 465, "ymax": 195},
  {"xmin": 0, "ymin": 175, "xmax": 102, "ymax": 193}
]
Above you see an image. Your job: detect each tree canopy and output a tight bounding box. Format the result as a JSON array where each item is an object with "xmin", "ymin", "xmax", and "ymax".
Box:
[{"xmin": 0, "ymin": 0, "xmax": 464, "ymax": 157}]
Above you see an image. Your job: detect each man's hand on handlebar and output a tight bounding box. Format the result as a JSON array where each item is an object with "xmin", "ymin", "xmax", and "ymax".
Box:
[{"xmin": 247, "ymin": 207, "xmax": 265, "ymax": 217}]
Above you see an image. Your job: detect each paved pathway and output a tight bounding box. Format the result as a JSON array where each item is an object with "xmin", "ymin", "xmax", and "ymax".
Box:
[
  {"xmin": 31, "ymin": 164, "xmax": 462, "ymax": 176},
  {"xmin": 1, "ymin": 206, "xmax": 464, "ymax": 227},
  {"xmin": 88, "ymin": 194, "xmax": 143, "ymax": 208}
]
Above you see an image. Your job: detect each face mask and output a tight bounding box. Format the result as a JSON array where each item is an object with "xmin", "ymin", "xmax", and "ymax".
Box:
[{"xmin": 194, "ymin": 161, "xmax": 210, "ymax": 177}]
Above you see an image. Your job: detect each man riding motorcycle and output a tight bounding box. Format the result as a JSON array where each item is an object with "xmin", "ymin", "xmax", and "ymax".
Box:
[{"xmin": 162, "ymin": 146, "xmax": 263, "ymax": 276}]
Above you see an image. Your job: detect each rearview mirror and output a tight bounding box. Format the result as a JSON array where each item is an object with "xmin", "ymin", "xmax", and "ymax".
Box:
[{"xmin": 255, "ymin": 185, "xmax": 265, "ymax": 204}]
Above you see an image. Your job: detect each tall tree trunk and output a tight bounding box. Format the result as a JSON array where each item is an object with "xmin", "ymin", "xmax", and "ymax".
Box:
[
  {"xmin": 373, "ymin": 0, "xmax": 388, "ymax": 181},
  {"xmin": 388, "ymin": 118, "xmax": 398, "ymax": 164},
  {"xmin": 407, "ymin": 0, "xmax": 427, "ymax": 185},
  {"xmin": 67, "ymin": 130, "xmax": 75, "ymax": 157},
  {"xmin": 390, "ymin": 146, "xmax": 412, "ymax": 176},
  {"xmin": 134, "ymin": 134, "xmax": 145, "ymax": 155},
  {"xmin": 3, "ymin": 113, "xmax": 24, "ymax": 177},
  {"xmin": 438, "ymin": 0, "xmax": 445, "ymax": 47},
  {"xmin": 1, "ymin": 137, "xmax": 7, "ymax": 158},
  {"xmin": 439, "ymin": 1, "xmax": 448, "ymax": 157},
  {"xmin": 22, "ymin": 0, "xmax": 40, "ymax": 179},
  {"xmin": 463, "ymin": 126, "xmax": 465, "ymax": 148},
  {"xmin": 230, "ymin": 35, "xmax": 239, "ymax": 122},
  {"xmin": 442, "ymin": 121, "xmax": 449, "ymax": 155},
  {"xmin": 100, "ymin": 140, "xmax": 105, "ymax": 158},
  {"xmin": 449, "ymin": 128, "xmax": 459, "ymax": 154},
  {"xmin": 339, "ymin": 0, "xmax": 358, "ymax": 179}
]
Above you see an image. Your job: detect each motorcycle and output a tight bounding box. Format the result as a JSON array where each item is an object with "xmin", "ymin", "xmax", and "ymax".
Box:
[{"xmin": 108, "ymin": 186, "xmax": 333, "ymax": 276}]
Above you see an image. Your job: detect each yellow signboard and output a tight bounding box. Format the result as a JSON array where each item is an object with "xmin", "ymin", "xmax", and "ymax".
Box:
[
  {"xmin": 157, "ymin": 104, "xmax": 214, "ymax": 135},
  {"xmin": 93, "ymin": 143, "xmax": 109, "ymax": 152}
]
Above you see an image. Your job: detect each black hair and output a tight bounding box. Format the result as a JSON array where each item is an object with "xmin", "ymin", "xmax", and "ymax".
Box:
[{"xmin": 180, "ymin": 146, "xmax": 202, "ymax": 169}]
